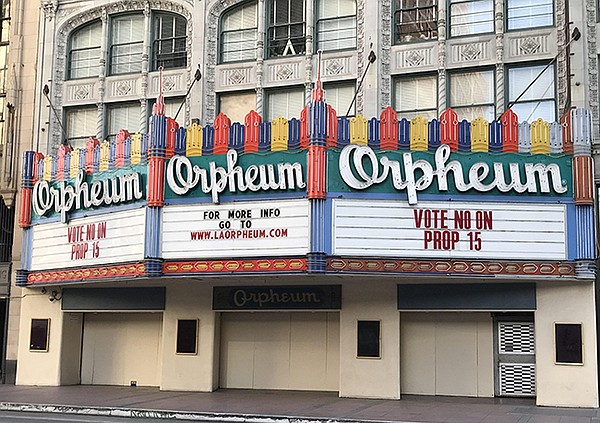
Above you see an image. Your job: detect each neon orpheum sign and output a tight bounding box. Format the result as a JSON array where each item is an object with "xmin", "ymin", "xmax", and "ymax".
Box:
[
  {"xmin": 32, "ymin": 170, "xmax": 144, "ymax": 223},
  {"xmin": 339, "ymin": 144, "xmax": 568, "ymax": 204},
  {"xmin": 167, "ymin": 149, "xmax": 306, "ymax": 203}
]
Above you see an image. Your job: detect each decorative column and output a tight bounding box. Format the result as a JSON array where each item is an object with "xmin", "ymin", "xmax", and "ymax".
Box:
[
  {"xmin": 145, "ymin": 106, "xmax": 167, "ymax": 277},
  {"xmin": 16, "ymin": 151, "xmax": 35, "ymax": 286},
  {"xmin": 307, "ymin": 74, "xmax": 327, "ymax": 272},
  {"xmin": 571, "ymin": 108, "xmax": 596, "ymax": 279}
]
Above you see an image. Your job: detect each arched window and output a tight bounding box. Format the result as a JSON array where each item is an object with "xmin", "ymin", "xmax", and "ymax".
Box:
[
  {"xmin": 220, "ymin": 2, "xmax": 258, "ymax": 63},
  {"xmin": 68, "ymin": 21, "xmax": 101, "ymax": 79},
  {"xmin": 316, "ymin": 0, "xmax": 356, "ymax": 51},
  {"xmin": 153, "ymin": 13, "xmax": 187, "ymax": 70}
]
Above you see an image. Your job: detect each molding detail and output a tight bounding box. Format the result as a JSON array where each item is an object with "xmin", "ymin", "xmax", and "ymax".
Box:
[
  {"xmin": 396, "ymin": 48, "xmax": 433, "ymax": 68},
  {"xmin": 323, "ymin": 57, "xmax": 351, "ymax": 76},
  {"xmin": 450, "ymin": 41, "xmax": 490, "ymax": 63},
  {"xmin": 67, "ymin": 83, "xmax": 94, "ymax": 101},
  {"xmin": 270, "ymin": 62, "xmax": 299, "ymax": 81},
  {"xmin": 163, "ymin": 258, "xmax": 308, "ymax": 274},
  {"xmin": 112, "ymin": 79, "xmax": 135, "ymax": 97},
  {"xmin": 223, "ymin": 67, "xmax": 252, "ymax": 86},
  {"xmin": 379, "ymin": 0, "xmax": 392, "ymax": 108},
  {"xmin": 26, "ymin": 263, "xmax": 146, "ymax": 285},
  {"xmin": 507, "ymin": 35, "xmax": 550, "ymax": 58},
  {"xmin": 327, "ymin": 258, "xmax": 576, "ymax": 277}
]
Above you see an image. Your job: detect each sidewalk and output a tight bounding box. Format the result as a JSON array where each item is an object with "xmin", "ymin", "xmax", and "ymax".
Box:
[{"xmin": 0, "ymin": 384, "xmax": 598, "ymax": 423}]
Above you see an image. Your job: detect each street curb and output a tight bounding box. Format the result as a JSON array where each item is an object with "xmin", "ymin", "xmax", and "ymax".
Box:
[{"xmin": 0, "ymin": 402, "xmax": 409, "ymax": 423}]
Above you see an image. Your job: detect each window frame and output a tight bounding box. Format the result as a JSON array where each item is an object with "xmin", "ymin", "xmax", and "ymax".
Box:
[
  {"xmin": 448, "ymin": 0, "xmax": 494, "ymax": 38},
  {"xmin": 176, "ymin": 319, "xmax": 199, "ymax": 355},
  {"xmin": 392, "ymin": 73, "xmax": 439, "ymax": 119},
  {"xmin": 29, "ymin": 318, "xmax": 50, "ymax": 353},
  {"xmin": 266, "ymin": 0, "xmax": 306, "ymax": 58},
  {"xmin": 393, "ymin": 0, "xmax": 438, "ymax": 44},
  {"xmin": 264, "ymin": 85, "xmax": 306, "ymax": 120},
  {"xmin": 106, "ymin": 101, "xmax": 141, "ymax": 141},
  {"xmin": 554, "ymin": 322, "xmax": 584, "ymax": 365},
  {"xmin": 67, "ymin": 20, "xmax": 102, "ymax": 80},
  {"xmin": 447, "ymin": 67, "xmax": 496, "ymax": 121},
  {"xmin": 505, "ymin": 0, "xmax": 554, "ymax": 31},
  {"xmin": 356, "ymin": 320, "xmax": 381, "ymax": 359},
  {"xmin": 323, "ymin": 80, "xmax": 357, "ymax": 117},
  {"xmin": 151, "ymin": 12, "xmax": 187, "ymax": 71},
  {"xmin": 219, "ymin": 1, "xmax": 259, "ymax": 64},
  {"xmin": 108, "ymin": 13, "xmax": 145, "ymax": 76},
  {"xmin": 64, "ymin": 105, "xmax": 98, "ymax": 148},
  {"xmin": 315, "ymin": 0, "xmax": 357, "ymax": 52},
  {"xmin": 505, "ymin": 61, "xmax": 556, "ymax": 123}
]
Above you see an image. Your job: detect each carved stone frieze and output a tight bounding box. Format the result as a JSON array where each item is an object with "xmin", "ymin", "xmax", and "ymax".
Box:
[
  {"xmin": 67, "ymin": 83, "xmax": 94, "ymax": 101},
  {"xmin": 585, "ymin": 0, "xmax": 598, "ymax": 139},
  {"xmin": 396, "ymin": 48, "xmax": 433, "ymax": 69},
  {"xmin": 221, "ymin": 67, "xmax": 252, "ymax": 86},
  {"xmin": 355, "ymin": 0, "xmax": 366, "ymax": 113},
  {"xmin": 380, "ymin": 0, "xmax": 392, "ymax": 108},
  {"xmin": 323, "ymin": 57, "xmax": 351, "ymax": 76},
  {"xmin": 450, "ymin": 41, "xmax": 490, "ymax": 63}
]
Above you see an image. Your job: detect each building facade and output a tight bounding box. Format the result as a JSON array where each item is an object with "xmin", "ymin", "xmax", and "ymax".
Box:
[{"xmin": 5, "ymin": 0, "xmax": 600, "ymax": 410}]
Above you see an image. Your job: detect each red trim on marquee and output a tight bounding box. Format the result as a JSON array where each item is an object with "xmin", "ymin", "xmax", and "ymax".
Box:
[
  {"xmin": 163, "ymin": 258, "xmax": 308, "ymax": 274},
  {"xmin": 327, "ymin": 258, "xmax": 576, "ymax": 277},
  {"xmin": 27, "ymin": 263, "xmax": 145, "ymax": 284}
]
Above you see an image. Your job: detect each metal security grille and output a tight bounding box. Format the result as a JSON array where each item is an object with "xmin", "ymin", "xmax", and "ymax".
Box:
[
  {"xmin": 499, "ymin": 323, "xmax": 535, "ymax": 354},
  {"xmin": 496, "ymin": 320, "xmax": 536, "ymax": 397},
  {"xmin": 499, "ymin": 363, "xmax": 536, "ymax": 395}
]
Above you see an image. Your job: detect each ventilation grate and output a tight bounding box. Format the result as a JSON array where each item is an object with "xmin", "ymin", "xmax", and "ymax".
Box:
[
  {"xmin": 499, "ymin": 323, "xmax": 535, "ymax": 354},
  {"xmin": 499, "ymin": 363, "xmax": 536, "ymax": 396}
]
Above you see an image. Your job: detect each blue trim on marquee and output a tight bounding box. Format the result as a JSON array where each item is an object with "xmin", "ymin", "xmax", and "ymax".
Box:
[
  {"xmin": 22, "ymin": 227, "xmax": 32, "ymax": 270},
  {"xmin": 323, "ymin": 199, "xmax": 333, "ymax": 255},
  {"xmin": 566, "ymin": 203, "xmax": 577, "ymax": 261},
  {"xmin": 576, "ymin": 205, "xmax": 595, "ymax": 260},
  {"xmin": 145, "ymin": 207, "xmax": 162, "ymax": 259}
]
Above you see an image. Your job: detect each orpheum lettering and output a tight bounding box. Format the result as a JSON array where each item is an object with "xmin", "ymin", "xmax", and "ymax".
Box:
[
  {"xmin": 32, "ymin": 170, "xmax": 143, "ymax": 223},
  {"xmin": 233, "ymin": 289, "xmax": 321, "ymax": 307},
  {"xmin": 339, "ymin": 144, "xmax": 567, "ymax": 204},
  {"xmin": 166, "ymin": 149, "xmax": 306, "ymax": 203}
]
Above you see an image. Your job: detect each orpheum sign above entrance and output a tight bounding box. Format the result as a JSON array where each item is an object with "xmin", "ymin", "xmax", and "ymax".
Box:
[{"xmin": 334, "ymin": 144, "xmax": 572, "ymax": 202}]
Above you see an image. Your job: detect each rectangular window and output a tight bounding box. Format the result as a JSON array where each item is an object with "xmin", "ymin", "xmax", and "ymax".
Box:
[
  {"xmin": 323, "ymin": 82, "xmax": 355, "ymax": 116},
  {"xmin": 394, "ymin": 74, "xmax": 437, "ymax": 119},
  {"xmin": 449, "ymin": 0, "xmax": 494, "ymax": 37},
  {"xmin": 316, "ymin": 0, "xmax": 356, "ymax": 51},
  {"xmin": 267, "ymin": 0, "xmax": 306, "ymax": 57},
  {"xmin": 449, "ymin": 69, "xmax": 495, "ymax": 121},
  {"xmin": 266, "ymin": 87, "xmax": 305, "ymax": 120},
  {"xmin": 507, "ymin": 0, "xmax": 553, "ymax": 30},
  {"xmin": 30, "ymin": 318, "xmax": 50, "ymax": 352},
  {"xmin": 218, "ymin": 91, "xmax": 257, "ymax": 123},
  {"xmin": 394, "ymin": 0, "xmax": 437, "ymax": 43},
  {"xmin": 152, "ymin": 13, "xmax": 187, "ymax": 70},
  {"xmin": 507, "ymin": 64, "xmax": 555, "ymax": 122},
  {"xmin": 357, "ymin": 320, "xmax": 381, "ymax": 358},
  {"xmin": 555, "ymin": 323, "xmax": 583, "ymax": 365},
  {"xmin": 110, "ymin": 15, "xmax": 144, "ymax": 74},
  {"xmin": 176, "ymin": 319, "xmax": 198, "ymax": 354},
  {"xmin": 66, "ymin": 106, "xmax": 97, "ymax": 149},
  {"xmin": 69, "ymin": 22, "xmax": 101, "ymax": 79},
  {"xmin": 107, "ymin": 102, "xmax": 139, "ymax": 140}
]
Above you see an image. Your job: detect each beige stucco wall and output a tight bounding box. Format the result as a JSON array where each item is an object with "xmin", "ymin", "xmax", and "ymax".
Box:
[
  {"xmin": 160, "ymin": 283, "xmax": 218, "ymax": 391},
  {"xmin": 535, "ymin": 282, "xmax": 599, "ymax": 408},
  {"xmin": 15, "ymin": 289, "xmax": 65, "ymax": 385},
  {"xmin": 400, "ymin": 312, "xmax": 494, "ymax": 397},
  {"xmin": 339, "ymin": 280, "xmax": 400, "ymax": 399}
]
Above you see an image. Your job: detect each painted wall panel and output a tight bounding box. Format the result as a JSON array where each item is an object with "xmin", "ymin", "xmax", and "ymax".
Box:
[
  {"xmin": 162, "ymin": 200, "xmax": 310, "ymax": 259},
  {"xmin": 30, "ymin": 208, "xmax": 146, "ymax": 271},
  {"xmin": 333, "ymin": 200, "xmax": 567, "ymax": 260}
]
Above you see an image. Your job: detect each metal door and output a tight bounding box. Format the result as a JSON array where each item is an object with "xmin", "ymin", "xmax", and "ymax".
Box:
[{"xmin": 495, "ymin": 321, "xmax": 536, "ymax": 397}]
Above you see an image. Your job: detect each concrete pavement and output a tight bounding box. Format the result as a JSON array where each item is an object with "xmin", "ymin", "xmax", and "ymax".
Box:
[{"xmin": 0, "ymin": 385, "xmax": 598, "ymax": 423}]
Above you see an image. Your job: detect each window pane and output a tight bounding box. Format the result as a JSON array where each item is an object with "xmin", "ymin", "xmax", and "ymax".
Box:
[
  {"xmin": 507, "ymin": 0, "xmax": 553, "ymax": 29},
  {"xmin": 319, "ymin": 0, "xmax": 356, "ymax": 19},
  {"xmin": 111, "ymin": 15, "xmax": 144, "ymax": 74},
  {"xmin": 317, "ymin": 15, "xmax": 356, "ymax": 51},
  {"xmin": 268, "ymin": 0, "xmax": 305, "ymax": 57},
  {"xmin": 324, "ymin": 83, "xmax": 355, "ymax": 116},
  {"xmin": 508, "ymin": 64, "xmax": 555, "ymax": 122},
  {"xmin": 153, "ymin": 14, "xmax": 187, "ymax": 70},
  {"xmin": 450, "ymin": 70, "xmax": 494, "ymax": 106},
  {"xmin": 221, "ymin": 2, "xmax": 258, "ymax": 63},
  {"xmin": 163, "ymin": 97, "xmax": 186, "ymax": 127},
  {"xmin": 219, "ymin": 91, "xmax": 257, "ymax": 123},
  {"xmin": 69, "ymin": 21, "xmax": 101, "ymax": 79},
  {"xmin": 66, "ymin": 107, "xmax": 97, "ymax": 148},
  {"xmin": 453, "ymin": 105, "xmax": 495, "ymax": 121},
  {"xmin": 394, "ymin": 0, "xmax": 437, "ymax": 43},
  {"xmin": 450, "ymin": 0, "xmax": 493, "ymax": 36},
  {"xmin": 267, "ymin": 88, "xmax": 305, "ymax": 120},
  {"xmin": 395, "ymin": 75, "xmax": 437, "ymax": 117},
  {"xmin": 108, "ymin": 103, "xmax": 139, "ymax": 139}
]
